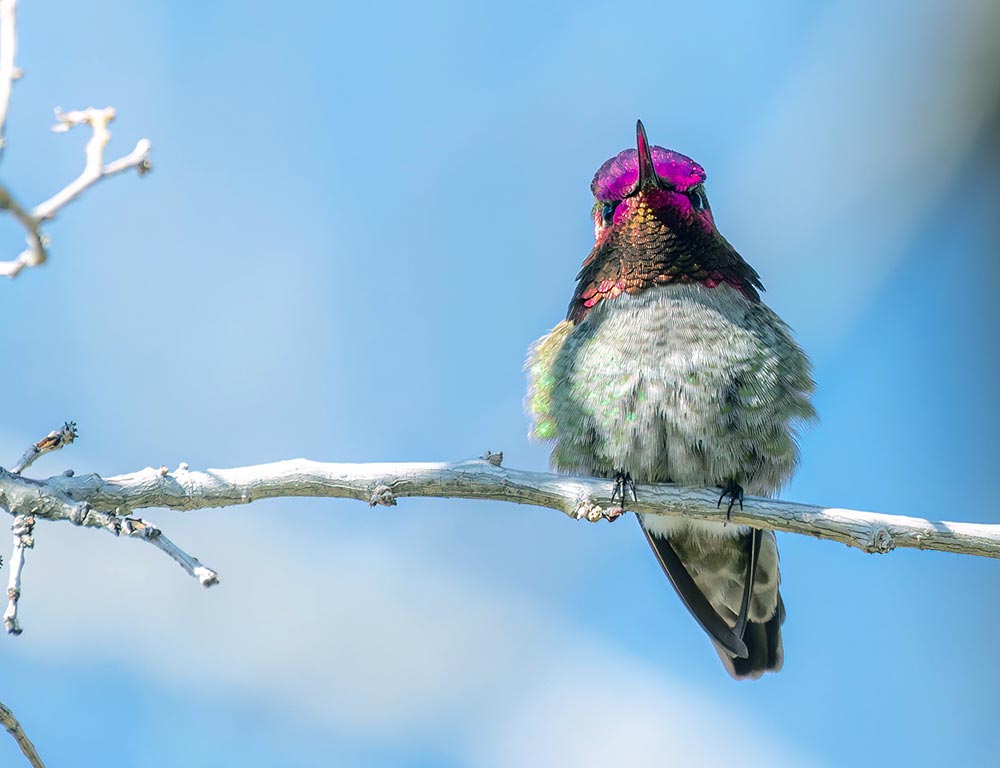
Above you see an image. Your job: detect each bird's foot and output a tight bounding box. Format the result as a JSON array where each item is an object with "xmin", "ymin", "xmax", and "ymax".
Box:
[
  {"xmin": 610, "ymin": 469, "xmax": 637, "ymax": 507},
  {"xmin": 717, "ymin": 479, "xmax": 744, "ymax": 521}
]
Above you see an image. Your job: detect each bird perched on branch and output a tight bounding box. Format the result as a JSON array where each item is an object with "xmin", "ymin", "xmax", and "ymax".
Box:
[{"xmin": 527, "ymin": 121, "xmax": 815, "ymax": 678}]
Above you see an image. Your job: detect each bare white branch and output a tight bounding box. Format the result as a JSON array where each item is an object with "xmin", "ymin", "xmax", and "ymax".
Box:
[
  {"xmin": 34, "ymin": 108, "xmax": 151, "ymax": 221},
  {"xmin": 0, "ymin": 427, "xmax": 216, "ymax": 636},
  {"xmin": 0, "ymin": 456, "xmax": 991, "ymax": 560},
  {"xmin": 0, "ymin": 107, "xmax": 151, "ymax": 278},
  {"xmin": 2, "ymin": 423, "xmax": 80, "ymax": 635},
  {"xmin": 0, "ymin": 0, "xmax": 20, "ymax": 153},
  {"xmin": 0, "ymin": 697, "xmax": 44, "ymax": 768},
  {"xmin": 0, "ymin": 447, "xmax": 992, "ymax": 638},
  {"xmin": 0, "ymin": 185, "xmax": 44, "ymax": 274},
  {"xmin": 0, "ymin": 245, "xmax": 31, "ymax": 277},
  {"xmin": 0, "ymin": 468, "xmax": 218, "ymax": 601},
  {"xmin": 2, "ymin": 513, "xmax": 31, "ymax": 635},
  {"xmin": 119, "ymin": 516, "xmax": 219, "ymax": 587}
]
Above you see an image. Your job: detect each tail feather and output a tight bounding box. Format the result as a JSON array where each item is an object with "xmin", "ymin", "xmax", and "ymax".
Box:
[
  {"xmin": 638, "ymin": 518, "xmax": 749, "ymax": 660},
  {"xmin": 640, "ymin": 516, "xmax": 785, "ymax": 680},
  {"xmin": 718, "ymin": 595, "xmax": 784, "ymax": 679},
  {"xmin": 733, "ymin": 528, "xmax": 762, "ymax": 641}
]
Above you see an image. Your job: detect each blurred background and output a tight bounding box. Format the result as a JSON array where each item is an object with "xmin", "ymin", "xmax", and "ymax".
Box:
[{"xmin": 1, "ymin": 0, "xmax": 998, "ymax": 765}]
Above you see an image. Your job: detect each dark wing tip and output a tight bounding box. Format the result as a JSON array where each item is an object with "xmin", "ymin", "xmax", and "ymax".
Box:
[{"xmin": 638, "ymin": 518, "xmax": 749, "ymax": 659}]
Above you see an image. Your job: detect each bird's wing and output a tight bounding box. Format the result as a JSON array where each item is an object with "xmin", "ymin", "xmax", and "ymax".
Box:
[
  {"xmin": 638, "ymin": 519, "xmax": 750, "ymax": 659},
  {"xmin": 525, "ymin": 320, "xmax": 574, "ymax": 442}
]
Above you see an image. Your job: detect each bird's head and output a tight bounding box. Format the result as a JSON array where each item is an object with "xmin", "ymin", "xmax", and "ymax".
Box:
[
  {"xmin": 569, "ymin": 120, "xmax": 762, "ymax": 323},
  {"xmin": 590, "ymin": 120, "xmax": 715, "ymax": 242}
]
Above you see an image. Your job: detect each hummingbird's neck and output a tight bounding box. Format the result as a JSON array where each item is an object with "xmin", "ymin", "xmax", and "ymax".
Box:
[{"xmin": 567, "ymin": 220, "xmax": 762, "ymax": 323}]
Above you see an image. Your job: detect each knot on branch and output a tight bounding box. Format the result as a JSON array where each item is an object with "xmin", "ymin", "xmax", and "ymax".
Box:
[
  {"xmin": 481, "ymin": 450, "xmax": 504, "ymax": 467},
  {"xmin": 67, "ymin": 502, "xmax": 89, "ymax": 527},
  {"xmin": 194, "ymin": 567, "xmax": 219, "ymax": 588},
  {"xmin": 121, "ymin": 517, "xmax": 158, "ymax": 539},
  {"xmin": 573, "ymin": 499, "xmax": 625, "ymax": 523},
  {"xmin": 10, "ymin": 515, "xmax": 33, "ymax": 541},
  {"xmin": 865, "ymin": 526, "xmax": 895, "ymax": 554},
  {"xmin": 369, "ymin": 485, "xmax": 396, "ymax": 507}
]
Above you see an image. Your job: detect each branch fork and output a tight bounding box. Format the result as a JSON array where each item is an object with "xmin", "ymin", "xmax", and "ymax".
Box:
[
  {"xmin": 0, "ymin": 100, "xmax": 151, "ymax": 278},
  {"xmin": 0, "ymin": 425, "xmax": 219, "ymax": 640}
]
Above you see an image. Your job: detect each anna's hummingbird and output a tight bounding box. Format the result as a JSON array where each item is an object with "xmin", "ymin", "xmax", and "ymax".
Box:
[{"xmin": 527, "ymin": 121, "xmax": 815, "ymax": 678}]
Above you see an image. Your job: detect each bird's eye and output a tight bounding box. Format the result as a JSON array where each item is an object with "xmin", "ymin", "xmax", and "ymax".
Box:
[
  {"xmin": 688, "ymin": 186, "xmax": 707, "ymax": 211},
  {"xmin": 602, "ymin": 201, "xmax": 618, "ymax": 225}
]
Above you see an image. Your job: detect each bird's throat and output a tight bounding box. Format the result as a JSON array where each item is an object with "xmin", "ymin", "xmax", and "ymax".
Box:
[{"xmin": 568, "ymin": 217, "xmax": 762, "ymax": 323}]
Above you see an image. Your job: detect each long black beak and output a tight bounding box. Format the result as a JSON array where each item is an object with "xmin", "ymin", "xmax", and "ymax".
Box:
[{"xmin": 635, "ymin": 119, "xmax": 659, "ymax": 190}]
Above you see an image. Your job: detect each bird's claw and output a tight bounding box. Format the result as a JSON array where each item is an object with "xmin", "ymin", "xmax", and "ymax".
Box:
[{"xmin": 717, "ymin": 480, "xmax": 744, "ymax": 520}]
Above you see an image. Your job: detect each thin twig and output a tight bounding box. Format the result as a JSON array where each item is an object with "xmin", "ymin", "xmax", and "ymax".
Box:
[
  {"xmin": 0, "ymin": 107, "xmax": 151, "ymax": 278},
  {"xmin": 1, "ymin": 427, "xmax": 216, "ymax": 637},
  {"xmin": 4, "ymin": 422, "xmax": 77, "ymax": 635},
  {"xmin": 34, "ymin": 108, "xmax": 151, "ymax": 220},
  {"xmin": 119, "ymin": 516, "xmax": 219, "ymax": 587},
  {"xmin": 11, "ymin": 422, "xmax": 77, "ymax": 475},
  {"xmin": 0, "ymin": 0, "xmax": 19, "ymax": 156},
  {"xmin": 0, "ymin": 419, "xmax": 75, "ymax": 637},
  {"xmin": 2, "ymin": 514, "xmax": 31, "ymax": 635},
  {"xmin": 0, "ymin": 697, "xmax": 45, "ymax": 768},
  {"xmin": 0, "ymin": 185, "xmax": 44, "ymax": 271},
  {"xmin": 0, "ymin": 468, "xmax": 219, "ymax": 603}
]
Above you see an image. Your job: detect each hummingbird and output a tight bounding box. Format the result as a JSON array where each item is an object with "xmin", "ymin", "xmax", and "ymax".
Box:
[{"xmin": 526, "ymin": 121, "xmax": 815, "ymax": 678}]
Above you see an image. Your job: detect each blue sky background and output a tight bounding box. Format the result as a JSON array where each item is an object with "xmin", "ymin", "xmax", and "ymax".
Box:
[{"xmin": 0, "ymin": 1, "xmax": 998, "ymax": 765}]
